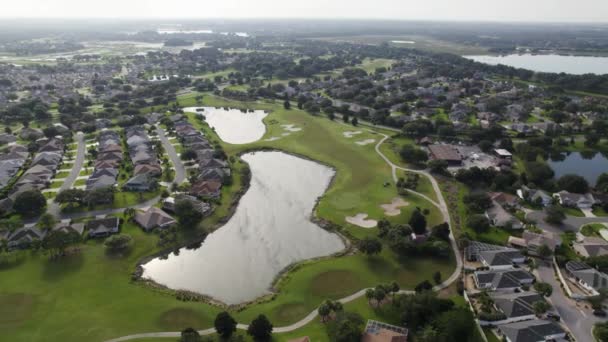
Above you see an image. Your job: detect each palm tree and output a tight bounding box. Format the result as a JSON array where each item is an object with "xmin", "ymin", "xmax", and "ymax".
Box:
[
  {"xmin": 124, "ymin": 208, "xmax": 136, "ymax": 222},
  {"xmin": 365, "ymin": 288, "xmax": 375, "ymax": 306}
]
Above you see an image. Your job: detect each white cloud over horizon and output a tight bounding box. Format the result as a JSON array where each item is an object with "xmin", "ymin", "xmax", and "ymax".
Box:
[{"xmin": 1, "ymin": 0, "xmax": 607, "ymax": 22}]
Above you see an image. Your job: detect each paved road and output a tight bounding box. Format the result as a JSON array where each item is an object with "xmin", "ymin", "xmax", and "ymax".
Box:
[
  {"xmin": 526, "ymin": 210, "xmax": 608, "ymax": 234},
  {"xmin": 45, "ymin": 132, "xmax": 86, "ymax": 219},
  {"xmin": 104, "ymin": 131, "xmax": 461, "ymax": 342},
  {"xmin": 156, "ymin": 127, "xmax": 186, "ymax": 185},
  {"xmin": 374, "ymin": 133, "xmax": 463, "ymax": 290},
  {"xmin": 537, "ymin": 261, "xmax": 600, "ymax": 341}
]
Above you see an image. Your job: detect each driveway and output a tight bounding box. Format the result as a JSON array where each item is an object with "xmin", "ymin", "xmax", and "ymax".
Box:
[
  {"xmin": 156, "ymin": 127, "xmax": 186, "ymax": 184},
  {"xmin": 537, "ymin": 260, "xmax": 601, "ymax": 341},
  {"xmin": 526, "ymin": 210, "xmax": 608, "ymax": 234}
]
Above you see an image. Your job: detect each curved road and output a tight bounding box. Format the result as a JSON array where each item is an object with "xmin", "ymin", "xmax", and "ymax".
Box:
[{"xmin": 105, "ymin": 131, "xmax": 462, "ymax": 341}]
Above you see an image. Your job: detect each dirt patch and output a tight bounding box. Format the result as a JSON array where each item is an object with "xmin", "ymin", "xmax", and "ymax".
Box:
[
  {"xmin": 343, "ymin": 131, "xmax": 362, "ymax": 138},
  {"xmin": 355, "ymin": 139, "xmax": 376, "ymax": 146},
  {"xmin": 157, "ymin": 308, "xmax": 209, "ymax": 330},
  {"xmin": 0, "ymin": 293, "xmax": 36, "ymax": 328},
  {"xmin": 346, "ymin": 213, "xmax": 378, "ymax": 228},
  {"xmin": 380, "ymin": 197, "xmax": 410, "ymax": 216},
  {"xmin": 310, "ymin": 270, "xmax": 363, "ymax": 298}
]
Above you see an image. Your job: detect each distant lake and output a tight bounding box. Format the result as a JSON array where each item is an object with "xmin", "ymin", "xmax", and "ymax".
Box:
[
  {"xmin": 465, "ymin": 54, "xmax": 608, "ymax": 75},
  {"xmin": 183, "ymin": 107, "xmax": 268, "ymax": 144},
  {"xmin": 141, "ymin": 152, "xmax": 345, "ymax": 304},
  {"xmin": 548, "ymin": 151, "xmax": 608, "ymax": 186}
]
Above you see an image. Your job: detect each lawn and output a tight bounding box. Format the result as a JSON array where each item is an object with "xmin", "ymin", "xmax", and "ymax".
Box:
[
  {"xmin": 54, "ymin": 171, "xmax": 70, "ymax": 179},
  {"xmin": 562, "ymin": 206, "xmax": 585, "ymax": 217},
  {"xmin": 593, "ymin": 206, "xmax": 608, "ymax": 217},
  {"xmin": 581, "ymin": 223, "xmax": 607, "ymax": 237},
  {"xmin": 0, "ymin": 93, "xmax": 455, "ymax": 342}
]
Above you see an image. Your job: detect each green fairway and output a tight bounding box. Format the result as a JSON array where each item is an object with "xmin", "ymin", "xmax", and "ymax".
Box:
[{"xmin": 0, "ymin": 93, "xmax": 454, "ymax": 342}]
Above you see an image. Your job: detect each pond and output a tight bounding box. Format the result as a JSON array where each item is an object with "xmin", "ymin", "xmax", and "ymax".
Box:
[
  {"xmin": 141, "ymin": 151, "xmax": 345, "ymax": 304},
  {"xmin": 464, "ymin": 54, "xmax": 608, "ymax": 75},
  {"xmin": 184, "ymin": 107, "xmax": 268, "ymax": 144},
  {"xmin": 548, "ymin": 151, "xmax": 608, "ymax": 186}
]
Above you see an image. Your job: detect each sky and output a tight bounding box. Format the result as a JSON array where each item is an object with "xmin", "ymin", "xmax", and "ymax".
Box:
[{"xmin": 1, "ymin": 0, "xmax": 608, "ymax": 22}]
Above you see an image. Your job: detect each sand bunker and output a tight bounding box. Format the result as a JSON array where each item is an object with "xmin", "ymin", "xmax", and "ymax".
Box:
[
  {"xmin": 355, "ymin": 139, "xmax": 376, "ymax": 146},
  {"xmin": 346, "ymin": 213, "xmax": 378, "ymax": 228},
  {"xmin": 343, "ymin": 131, "xmax": 362, "ymax": 138},
  {"xmin": 380, "ymin": 197, "xmax": 410, "ymax": 216},
  {"xmin": 264, "ymin": 137, "xmax": 281, "ymax": 142},
  {"xmin": 281, "ymin": 132, "xmax": 291, "ymax": 136},
  {"xmin": 281, "ymin": 124, "xmax": 302, "ymax": 132}
]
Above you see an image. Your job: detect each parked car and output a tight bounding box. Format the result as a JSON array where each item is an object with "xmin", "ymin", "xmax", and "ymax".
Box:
[
  {"xmin": 547, "ymin": 312, "xmax": 561, "ymax": 321},
  {"xmin": 593, "ymin": 309, "xmax": 606, "ymax": 317}
]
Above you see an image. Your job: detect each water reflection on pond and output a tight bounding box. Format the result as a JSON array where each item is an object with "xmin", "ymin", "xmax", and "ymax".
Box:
[
  {"xmin": 142, "ymin": 151, "xmax": 345, "ymax": 304},
  {"xmin": 184, "ymin": 107, "xmax": 268, "ymax": 144},
  {"xmin": 548, "ymin": 151, "xmax": 608, "ymax": 186}
]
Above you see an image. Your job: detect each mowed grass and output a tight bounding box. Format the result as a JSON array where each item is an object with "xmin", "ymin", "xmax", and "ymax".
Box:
[
  {"xmin": 1, "ymin": 93, "xmax": 454, "ymax": 342},
  {"xmin": 0, "ymin": 218, "xmax": 222, "ymax": 341}
]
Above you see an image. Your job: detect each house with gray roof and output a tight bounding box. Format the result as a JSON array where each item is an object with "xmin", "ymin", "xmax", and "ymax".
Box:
[
  {"xmin": 498, "ymin": 319, "xmax": 566, "ymax": 342},
  {"xmin": 122, "ymin": 174, "xmax": 157, "ymax": 192},
  {"xmin": 485, "ymin": 201, "xmax": 524, "ymax": 230},
  {"xmin": 554, "ymin": 190, "xmax": 596, "ymax": 209},
  {"xmin": 474, "ymin": 269, "xmax": 535, "ymax": 292},
  {"xmin": 491, "ymin": 292, "xmax": 547, "ymax": 323},
  {"xmin": 8, "ymin": 227, "xmax": 47, "ymax": 248},
  {"xmin": 565, "ymin": 261, "xmax": 608, "ymax": 295},
  {"xmin": 573, "ymin": 236, "xmax": 608, "ymax": 258},
  {"xmin": 86, "ymin": 217, "xmax": 120, "ymax": 238}
]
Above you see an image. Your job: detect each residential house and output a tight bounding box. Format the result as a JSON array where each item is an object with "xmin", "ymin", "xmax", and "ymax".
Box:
[
  {"xmin": 474, "ymin": 269, "xmax": 535, "ymax": 291},
  {"xmin": 122, "ymin": 174, "xmax": 157, "ymax": 192},
  {"xmin": 498, "ymin": 319, "xmax": 566, "ymax": 342},
  {"xmin": 517, "ymin": 186, "xmax": 552, "ymax": 207},
  {"xmin": 508, "ymin": 231, "xmax": 561, "ymax": 255},
  {"xmin": 7, "ymin": 227, "xmax": 47, "ymax": 248},
  {"xmin": 554, "ymin": 190, "xmax": 596, "ymax": 209},
  {"xmin": 162, "ymin": 194, "xmax": 212, "ymax": 216},
  {"xmin": 189, "ymin": 180, "xmax": 222, "ymax": 199},
  {"xmin": 565, "ymin": 261, "xmax": 608, "ymax": 295},
  {"xmin": 427, "ymin": 144, "xmax": 462, "ymax": 166},
  {"xmin": 573, "ymin": 236, "xmax": 608, "ymax": 258},
  {"xmin": 135, "ymin": 207, "xmax": 176, "ymax": 231},
  {"xmin": 53, "ymin": 221, "xmax": 85, "ymax": 236},
  {"xmin": 485, "ymin": 202, "xmax": 523, "ymax": 230},
  {"xmin": 86, "ymin": 217, "xmax": 120, "ymax": 238},
  {"xmin": 491, "ymin": 292, "xmax": 547, "ymax": 323},
  {"xmin": 465, "ymin": 241, "xmax": 526, "ymax": 270}
]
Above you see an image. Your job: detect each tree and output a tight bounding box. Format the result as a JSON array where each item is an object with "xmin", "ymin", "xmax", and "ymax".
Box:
[
  {"xmin": 283, "ymin": 100, "xmax": 291, "ymax": 110},
  {"xmin": 433, "ymin": 271, "xmax": 442, "ymax": 285},
  {"xmin": 534, "ymin": 282, "xmax": 553, "ymax": 297},
  {"xmin": 544, "ymin": 205, "xmax": 566, "ymax": 225},
  {"xmin": 174, "ymin": 200, "xmax": 203, "ymax": 227},
  {"xmin": 247, "ymin": 315, "xmax": 273, "ymax": 341},
  {"xmin": 430, "ymin": 222, "xmax": 450, "ymax": 241},
  {"xmin": 415, "ymin": 280, "xmax": 433, "ymax": 293},
  {"xmin": 55, "ymin": 189, "xmax": 87, "ymax": 207},
  {"xmin": 399, "ymin": 145, "xmax": 428, "ymax": 165},
  {"xmin": 537, "ymin": 244, "xmax": 553, "ymax": 258},
  {"xmin": 13, "ymin": 190, "xmax": 46, "ymax": 216},
  {"xmin": 318, "ymin": 302, "xmax": 331, "ymax": 322},
  {"xmin": 351, "ymin": 117, "xmax": 358, "ymax": 126},
  {"xmin": 595, "ymin": 322, "xmax": 608, "ymax": 342},
  {"xmin": 42, "ymin": 229, "xmax": 80, "ymax": 258},
  {"xmin": 427, "ymin": 160, "xmax": 448, "ymax": 174},
  {"xmin": 463, "ymin": 193, "xmax": 493, "ymax": 213},
  {"xmin": 597, "ymin": 173, "xmax": 608, "ymax": 193},
  {"xmin": 467, "ymin": 214, "xmax": 490, "ymax": 233},
  {"xmin": 390, "ymin": 281, "xmax": 400, "ymax": 301},
  {"xmin": 214, "ymin": 311, "xmax": 237, "ymax": 339},
  {"xmin": 38, "ymin": 213, "xmax": 57, "ymax": 230},
  {"xmin": 557, "ymin": 174, "xmax": 589, "ymax": 194},
  {"xmin": 180, "ymin": 328, "xmax": 201, "ymax": 342},
  {"xmin": 434, "ymin": 308, "xmax": 476, "ymax": 341},
  {"xmin": 373, "ymin": 286, "xmax": 386, "ymax": 306},
  {"xmin": 365, "ymin": 288, "xmax": 375, "ymax": 306},
  {"xmin": 533, "ymin": 300, "xmax": 550, "ymax": 316},
  {"xmin": 409, "ymin": 209, "xmax": 427, "ymax": 235},
  {"xmin": 103, "ymin": 234, "xmax": 133, "ymax": 253},
  {"xmin": 181, "ymin": 148, "xmax": 197, "ymax": 160},
  {"xmin": 358, "ymin": 237, "xmax": 382, "ymax": 256},
  {"xmin": 327, "ymin": 311, "xmax": 364, "ymax": 342}
]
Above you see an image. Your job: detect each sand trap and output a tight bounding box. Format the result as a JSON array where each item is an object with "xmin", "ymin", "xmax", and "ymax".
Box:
[
  {"xmin": 355, "ymin": 139, "xmax": 376, "ymax": 146},
  {"xmin": 346, "ymin": 213, "xmax": 378, "ymax": 228},
  {"xmin": 264, "ymin": 137, "xmax": 281, "ymax": 142},
  {"xmin": 380, "ymin": 197, "xmax": 410, "ymax": 216},
  {"xmin": 281, "ymin": 124, "xmax": 302, "ymax": 132},
  {"xmin": 343, "ymin": 131, "xmax": 362, "ymax": 138},
  {"xmin": 281, "ymin": 132, "xmax": 291, "ymax": 136}
]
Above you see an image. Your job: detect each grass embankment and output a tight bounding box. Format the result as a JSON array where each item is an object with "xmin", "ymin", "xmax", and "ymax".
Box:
[{"xmin": 0, "ymin": 93, "xmax": 454, "ymax": 342}]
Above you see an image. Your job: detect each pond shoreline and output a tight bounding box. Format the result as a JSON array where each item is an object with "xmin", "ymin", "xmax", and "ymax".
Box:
[{"xmin": 133, "ymin": 148, "xmax": 352, "ymax": 309}]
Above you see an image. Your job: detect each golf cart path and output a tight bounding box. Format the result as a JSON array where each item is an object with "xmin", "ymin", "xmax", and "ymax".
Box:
[{"xmin": 105, "ymin": 133, "xmax": 462, "ymax": 342}]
